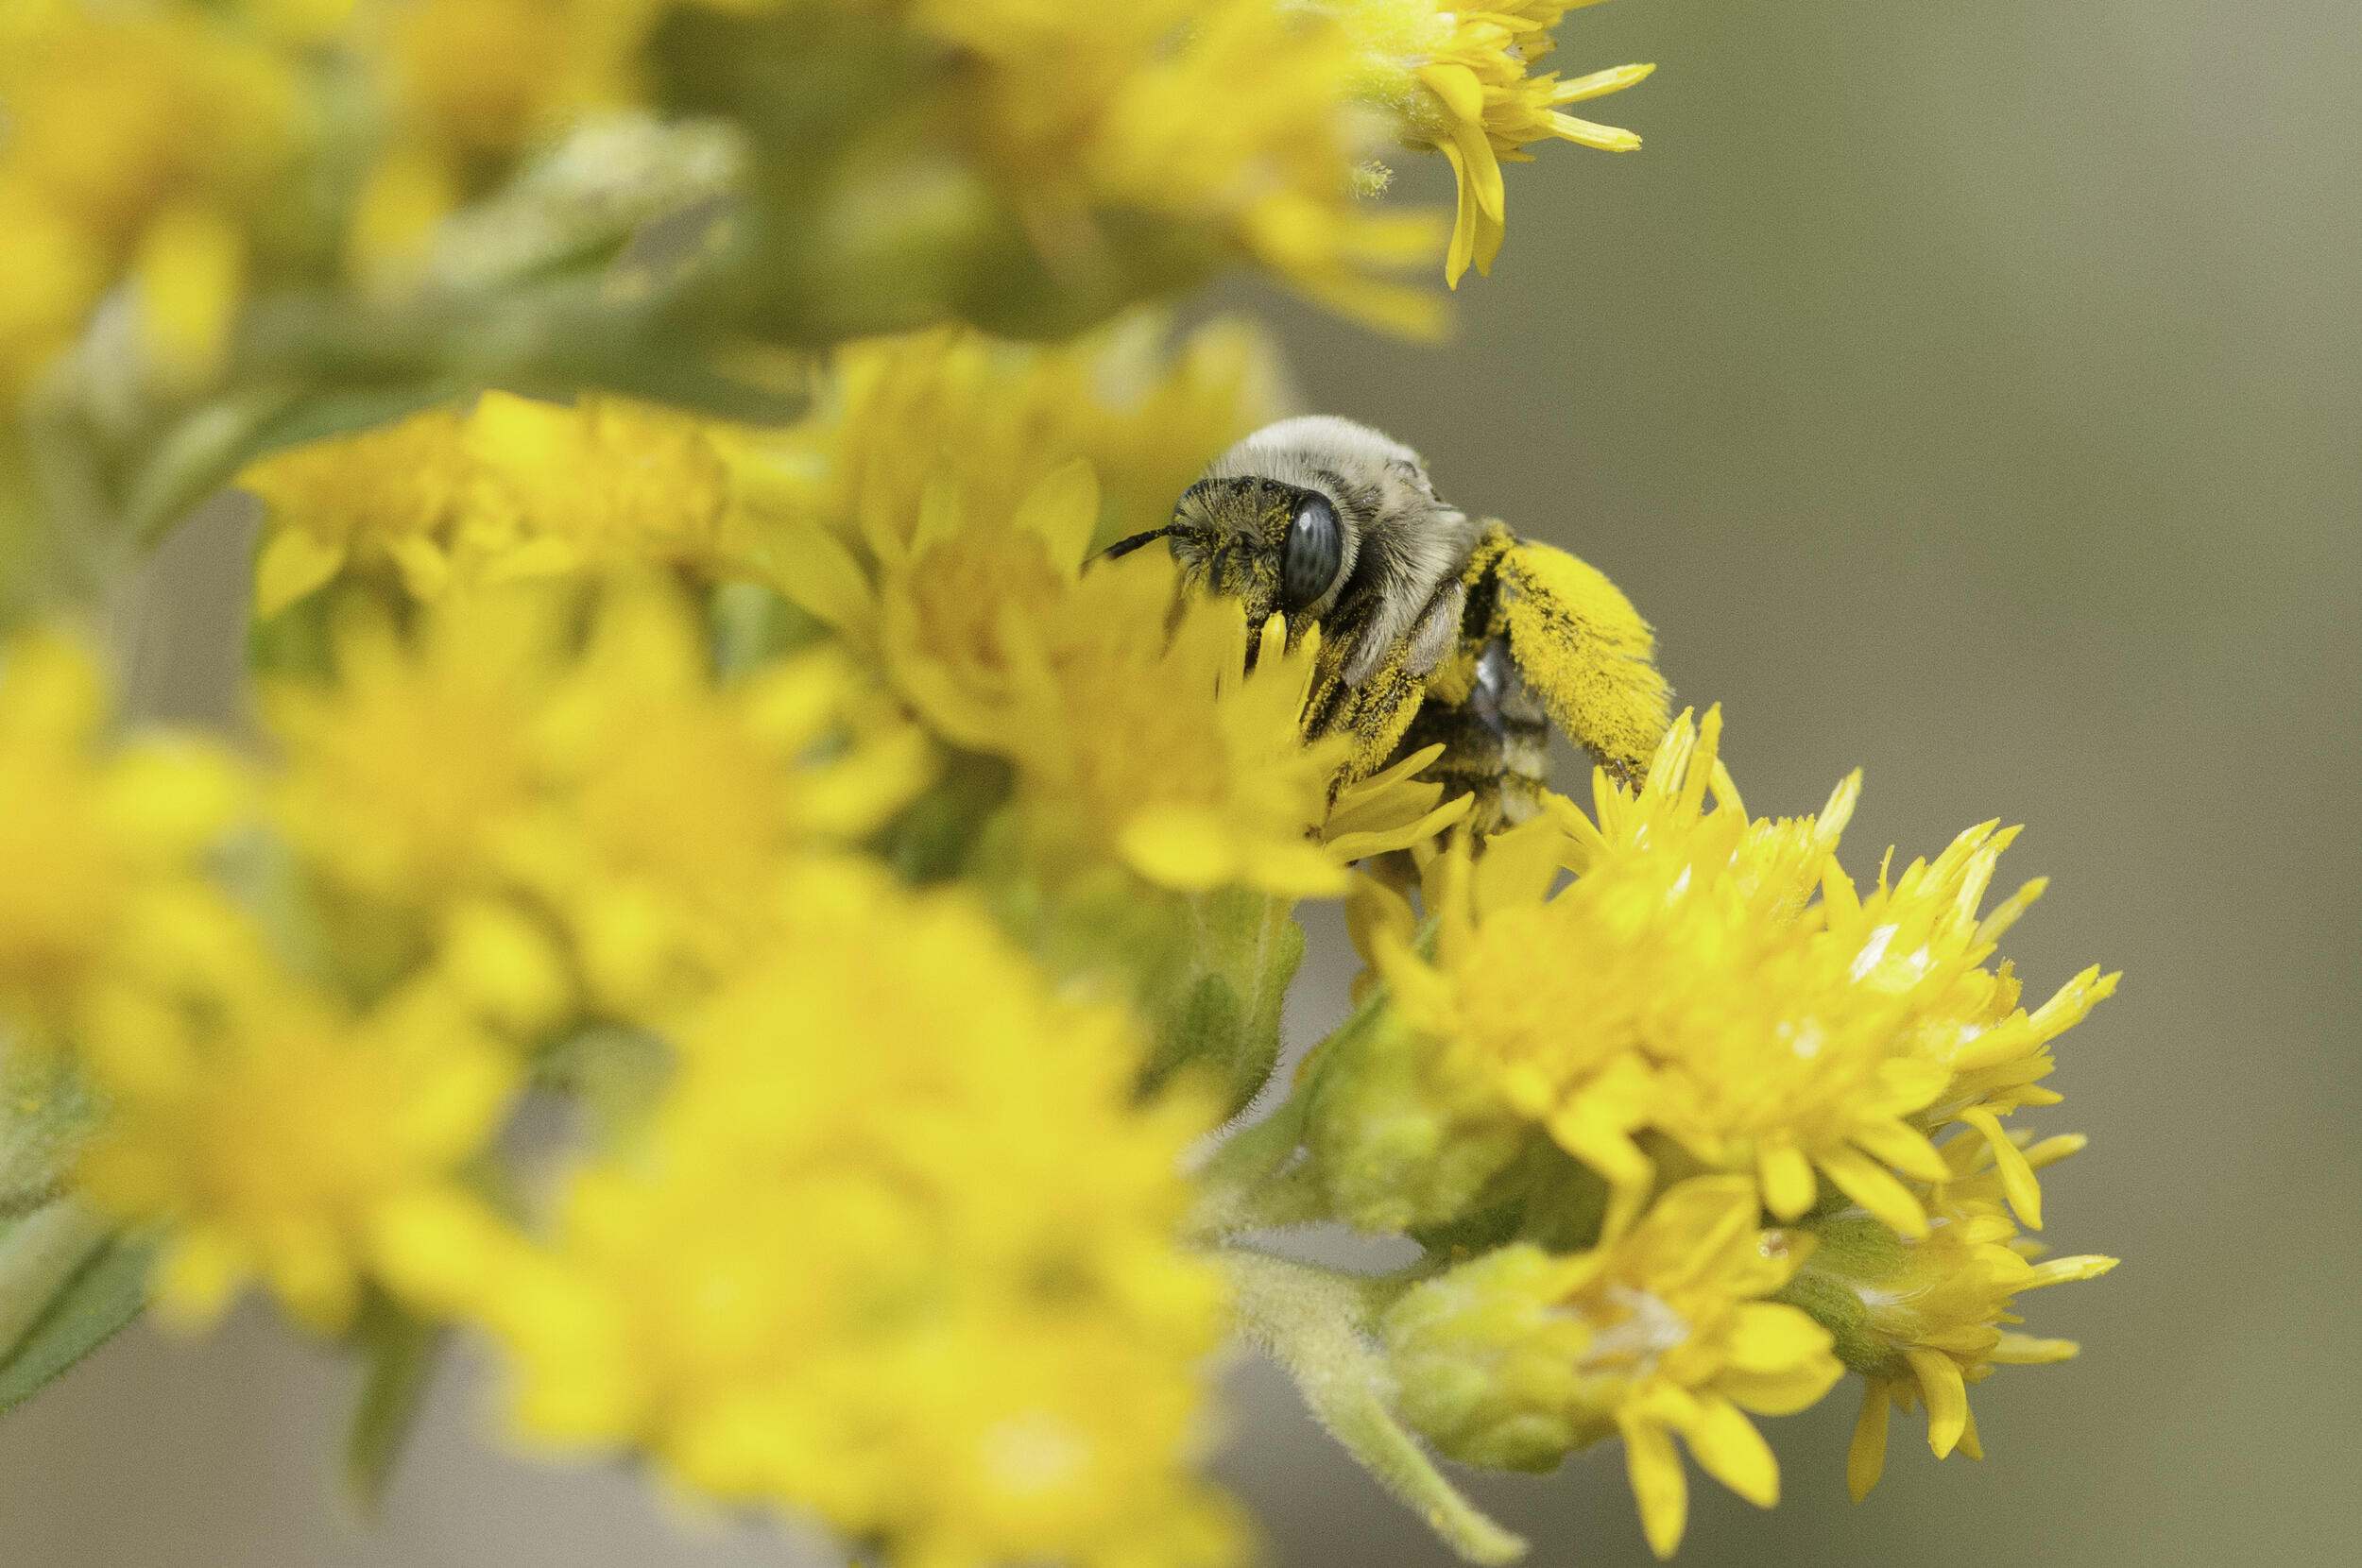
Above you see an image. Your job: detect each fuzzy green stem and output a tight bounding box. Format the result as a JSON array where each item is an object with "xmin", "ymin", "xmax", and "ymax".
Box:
[
  {"xmin": 0, "ymin": 1201, "xmax": 111, "ymax": 1358},
  {"xmin": 1223, "ymin": 1250, "xmax": 1527, "ymax": 1566}
]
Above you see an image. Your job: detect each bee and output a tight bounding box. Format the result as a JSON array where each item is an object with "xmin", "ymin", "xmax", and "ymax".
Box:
[{"xmin": 1108, "ymin": 417, "xmax": 1671, "ymax": 831}]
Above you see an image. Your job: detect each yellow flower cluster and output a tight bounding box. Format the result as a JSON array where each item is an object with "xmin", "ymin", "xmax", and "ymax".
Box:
[
  {"xmin": 888, "ymin": 0, "xmax": 1442, "ymax": 332},
  {"xmin": 1794, "ymin": 1131, "xmax": 2117, "ymax": 1499},
  {"xmin": 745, "ymin": 316, "xmax": 1464, "ymax": 896},
  {"xmin": 0, "ymin": 0, "xmax": 302, "ymax": 394},
  {"xmin": 1357, "ymin": 708, "xmax": 2115, "ymax": 1238},
  {"xmin": 379, "ymin": 859, "xmax": 1238, "ymax": 1568},
  {"xmin": 265, "ymin": 578, "xmax": 930, "ymax": 1019},
  {"xmin": 1326, "ymin": 0, "xmax": 1652, "ymax": 283},
  {"xmin": 2, "ymin": 7, "xmax": 2132, "ymax": 1564},
  {"xmin": 0, "ymin": 630, "xmax": 246, "ymax": 1047},
  {"xmin": 1305, "ymin": 707, "xmax": 2117, "ymax": 1546},
  {"xmin": 74, "ymin": 922, "xmax": 515, "ymax": 1332},
  {"xmin": 746, "ymin": 315, "xmax": 1280, "ymax": 572},
  {"xmin": 1387, "ymin": 1178, "xmax": 1841, "ymax": 1556},
  {"xmin": 242, "ymin": 395, "xmax": 753, "ymax": 616}
]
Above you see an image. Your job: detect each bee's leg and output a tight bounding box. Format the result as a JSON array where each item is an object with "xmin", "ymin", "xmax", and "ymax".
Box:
[{"xmin": 1493, "ymin": 539, "xmax": 1671, "ymax": 784}]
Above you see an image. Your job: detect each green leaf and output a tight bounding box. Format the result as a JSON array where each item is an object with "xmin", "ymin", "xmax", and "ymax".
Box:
[
  {"xmin": 0, "ymin": 1203, "xmax": 153, "ymax": 1417},
  {"xmin": 345, "ymin": 1299, "xmax": 447, "ymax": 1516},
  {"xmin": 0, "ymin": 1054, "xmax": 97, "ymax": 1221},
  {"xmin": 1140, "ymin": 889, "xmax": 1304, "ymax": 1115}
]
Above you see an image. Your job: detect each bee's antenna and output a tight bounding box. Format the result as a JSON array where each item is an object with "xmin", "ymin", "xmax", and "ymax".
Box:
[{"xmin": 1097, "ymin": 525, "xmax": 1178, "ymax": 561}]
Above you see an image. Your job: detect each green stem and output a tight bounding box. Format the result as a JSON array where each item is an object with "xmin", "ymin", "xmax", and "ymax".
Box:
[
  {"xmin": 0, "ymin": 1200, "xmax": 111, "ymax": 1358},
  {"xmin": 1223, "ymin": 1250, "xmax": 1526, "ymax": 1566}
]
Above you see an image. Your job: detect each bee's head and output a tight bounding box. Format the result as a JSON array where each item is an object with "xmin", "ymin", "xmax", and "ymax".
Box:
[
  {"xmin": 1102, "ymin": 471, "xmax": 1351, "ymax": 631},
  {"xmin": 1166, "ymin": 474, "xmax": 1351, "ymax": 628}
]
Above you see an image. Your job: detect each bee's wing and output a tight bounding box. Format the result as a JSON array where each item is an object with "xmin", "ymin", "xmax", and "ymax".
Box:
[{"xmin": 1495, "ymin": 538, "xmax": 1672, "ymax": 784}]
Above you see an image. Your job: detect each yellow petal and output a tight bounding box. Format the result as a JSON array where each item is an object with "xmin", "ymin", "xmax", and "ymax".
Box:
[
  {"xmin": 1960, "ymin": 1107, "xmax": 2043, "ymax": 1228},
  {"xmin": 1724, "ymin": 1302, "xmax": 1833, "ymax": 1375},
  {"xmin": 1553, "ymin": 62, "xmax": 1657, "ymax": 106},
  {"xmin": 1850, "ymin": 1118, "xmax": 1953, "ymax": 1184},
  {"xmin": 1846, "ymin": 1382, "xmax": 1891, "ymax": 1502},
  {"xmin": 1682, "ymin": 1396, "xmax": 1778, "ymax": 1508},
  {"xmin": 1012, "ymin": 456, "xmax": 1102, "ymax": 576},
  {"xmin": 1758, "ymin": 1141, "xmax": 1816, "ymax": 1218},
  {"xmin": 1620, "ymin": 1414, "xmax": 1689, "ymax": 1559},
  {"xmin": 1904, "ymin": 1347, "xmax": 1970, "ymax": 1457},
  {"xmin": 254, "ymin": 529, "xmax": 347, "ymax": 617},
  {"xmin": 1819, "ymin": 1147, "xmax": 1929, "ymax": 1239}
]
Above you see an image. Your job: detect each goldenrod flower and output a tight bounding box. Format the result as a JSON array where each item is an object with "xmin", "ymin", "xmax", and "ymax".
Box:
[
  {"xmin": 266, "ymin": 578, "xmax": 928, "ymax": 1018},
  {"xmin": 1386, "ymin": 1177, "xmax": 1842, "ymax": 1557},
  {"xmin": 380, "ymin": 859, "xmax": 1239, "ymax": 1568},
  {"xmin": 990, "ymin": 553, "xmax": 1354, "ymax": 896},
  {"xmin": 741, "ymin": 314, "xmax": 1278, "ymax": 598},
  {"xmin": 0, "ymin": 630, "xmax": 246, "ymax": 1047},
  {"xmin": 243, "ymin": 407, "xmax": 477, "ymax": 615},
  {"xmin": 0, "ymin": 2, "xmax": 302, "ymax": 390},
  {"xmin": 243, "ymin": 395, "xmax": 759, "ymax": 616},
  {"xmin": 1326, "ymin": 708, "xmax": 2115, "ymax": 1239},
  {"xmin": 1326, "ymin": 0, "xmax": 1652, "ymax": 285},
  {"xmin": 513, "ymin": 578, "xmax": 932, "ymax": 1014},
  {"xmin": 463, "ymin": 392, "xmax": 751, "ymax": 578},
  {"xmin": 73, "ymin": 921, "xmax": 515, "ymax": 1332},
  {"xmin": 756, "ymin": 351, "xmax": 1445, "ymax": 891},
  {"xmin": 1783, "ymin": 1132, "xmax": 2117, "ymax": 1499},
  {"xmin": 894, "ymin": 0, "xmax": 1442, "ymax": 332}
]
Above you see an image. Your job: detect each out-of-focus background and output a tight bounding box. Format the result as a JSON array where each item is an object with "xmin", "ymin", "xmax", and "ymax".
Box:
[{"xmin": 6, "ymin": 2, "xmax": 2356, "ymax": 1563}]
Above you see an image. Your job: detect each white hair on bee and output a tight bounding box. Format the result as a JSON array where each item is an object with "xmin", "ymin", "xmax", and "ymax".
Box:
[{"xmin": 1207, "ymin": 417, "xmax": 1478, "ymax": 686}]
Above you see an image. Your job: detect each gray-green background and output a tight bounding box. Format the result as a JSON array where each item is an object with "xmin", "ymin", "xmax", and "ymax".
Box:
[{"xmin": 5, "ymin": 2, "xmax": 2355, "ymax": 1562}]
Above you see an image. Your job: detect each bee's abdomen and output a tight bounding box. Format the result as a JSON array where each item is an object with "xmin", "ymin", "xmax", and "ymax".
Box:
[{"xmin": 1396, "ymin": 637, "xmax": 1550, "ymax": 833}]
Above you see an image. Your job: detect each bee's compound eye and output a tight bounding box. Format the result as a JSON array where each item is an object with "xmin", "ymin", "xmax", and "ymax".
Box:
[{"xmin": 1279, "ymin": 494, "xmax": 1342, "ymax": 610}]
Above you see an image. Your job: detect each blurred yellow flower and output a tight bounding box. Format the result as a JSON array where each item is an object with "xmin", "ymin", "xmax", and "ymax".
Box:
[
  {"xmin": 1789, "ymin": 1132, "xmax": 2117, "ymax": 1499},
  {"xmin": 243, "ymin": 407, "xmax": 477, "ymax": 614},
  {"xmin": 380, "ymin": 858, "xmax": 1239, "ymax": 1568},
  {"xmin": 1328, "ymin": 0, "xmax": 1652, "ymax": 285},
  {"xmin": 740, "ymin": 313, "xmax": 1278, "ymax": 593},
  {"xmin": 464, "ymin": 392, "xmax": 751, "ymax": 578},
  {"xmin": 266, "ymin": 578, "xmax": 931, "ymax": 1019},
  {"xmin": 984, "ymin": 552, "xmax": 1355, "ymax": 896},
  {"xmin": 898, "ymin": 0, "xmax": 1442, "ymax": 332},
  {"xmin": 0, "ymin": 1, "xmax": 302, "ymax": 390},
  {"xmin": 514, "ymin": 577, "xmax": 932, "ymax": 1014},
  {"xmin": 0, "ymin": 630, "xmax": 246, "ymax": 1047},
  {"xmin": 74, "ymin": 921, "xmax": 515, "ymax": 1333},
  {"xmin": 1386, "ymin": 1177, "xmax": 1842, "ymax": 1558},
  {"xmin": 243, "ymin": 395, "xmax": 762, "ymax": 616}
]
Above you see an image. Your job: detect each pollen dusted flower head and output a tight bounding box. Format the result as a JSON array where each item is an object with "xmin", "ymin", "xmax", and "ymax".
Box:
[
  {"xmin": 379, "ymin": 859, "xmax": 1240, "ymax": 1568},
  {"xmin": 0, "ymin": 631, "xmax": 246, "ymax": 1047},
  {"xmin": 1323, "ymin": 708, "xmax": 2116, "ymax": 1241},
  {"xmin": 990, "ymin": 551, "xmax": 1356, "ymax": 896},
  {"xmin": 0, "ymin": 0, "xmax": 303, "ymax": 389},
  {"xmin": 1785, "ymin": 1131, "xmax": 2117, "ymax": 1500},
  {"xmin": 1385, "ymin": 1177, "xmax": 1842, "ymax": 1558},
  {"xmin": 1326, "ymin": 0, "xmax": 1652, "ymax": 285},
  {"xmin": 72, "ymin": 920, "xmax": 516, "ymax": 1332}
]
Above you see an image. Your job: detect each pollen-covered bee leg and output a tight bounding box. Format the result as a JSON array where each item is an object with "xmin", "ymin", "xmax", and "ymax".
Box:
[
  {"xmin": 1494, "ymin": 538, "xmax": 1670, "ymax": 785},
  {"xmin": 1305, "ymin": 578, "xmax": 1468, "ymax": 790}
]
